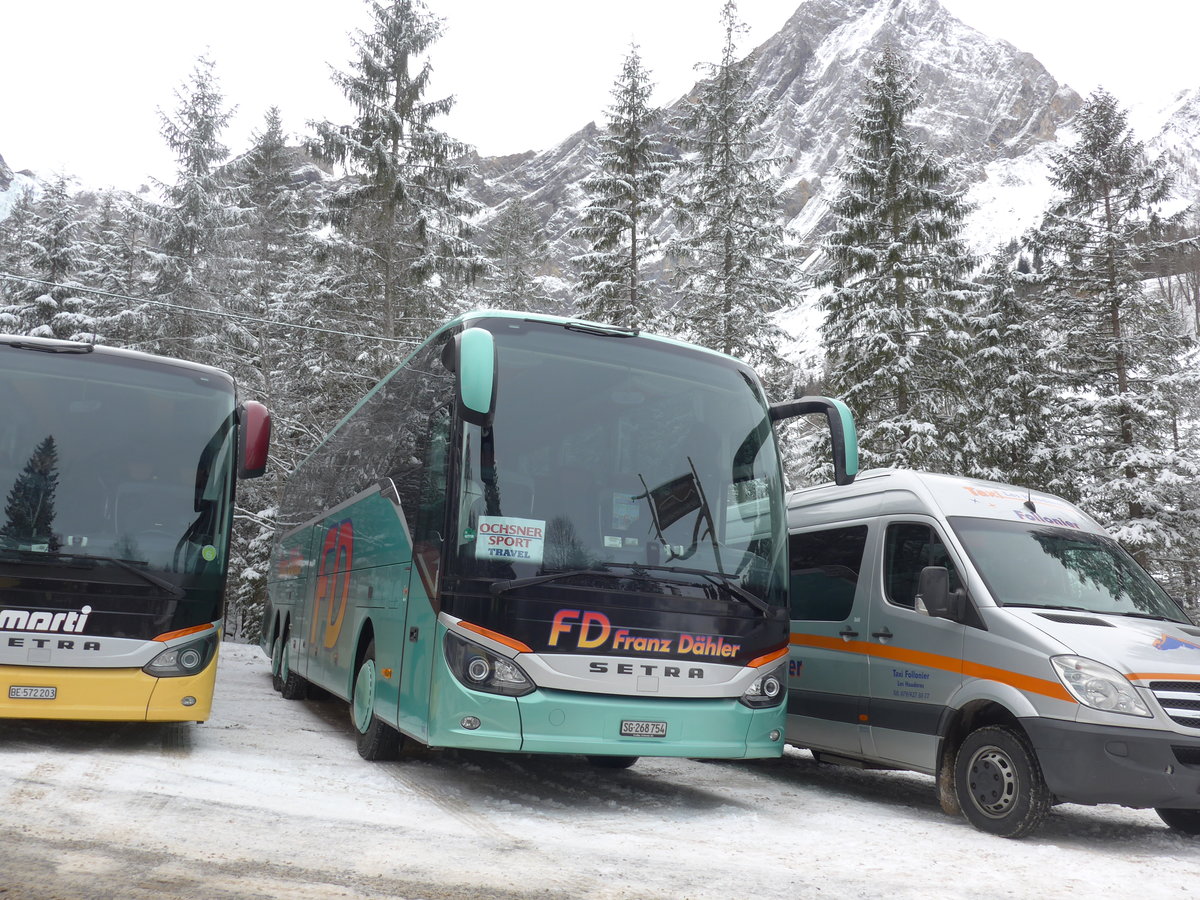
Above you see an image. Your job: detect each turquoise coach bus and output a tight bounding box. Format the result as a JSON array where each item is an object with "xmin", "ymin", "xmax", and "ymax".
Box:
[{"xmin": 262, "ymin": 311, "xmax": 856, "ymax": 765}]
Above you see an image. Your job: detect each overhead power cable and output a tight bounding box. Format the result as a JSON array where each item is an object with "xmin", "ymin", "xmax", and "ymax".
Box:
[{"xmin": 0, "ymin": 271, "xmax": 417, "ymax": 346}]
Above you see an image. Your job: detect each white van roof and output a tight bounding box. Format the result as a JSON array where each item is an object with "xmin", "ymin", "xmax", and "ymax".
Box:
[{"xmin": 786, "ymin": 469, "xmax": 1107, "ymax": 536}]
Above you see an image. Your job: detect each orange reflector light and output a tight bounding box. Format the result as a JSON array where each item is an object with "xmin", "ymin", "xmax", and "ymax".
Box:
[
  {"xmin": 381, "ymin": 668, "xmax": 394, "ymax": 679},
  {"xmin": 153, "ymin": 624, "xmax": 214, "ymax": 642},
  {"xmin": 747, "ymin": 646, "xmax": 789, "ymax": 668},
  {"xmin": 459, "ymin": 621, "xmax": 533, "ymax": 654}
]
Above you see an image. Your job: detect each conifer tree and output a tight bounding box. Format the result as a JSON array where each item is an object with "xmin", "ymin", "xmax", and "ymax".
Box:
[
  {"xmin": 2, "ymin": 435, "xmax": 60, "ymax": 550},
  {"xmin": 308, "ymin": 0, "xmax": 480, "ymax": 353},
  {"xmin": 0, "ymin": 186, "xmax": 37, "ymax": 316},
  {"xmin": 570, "ymin": 44, "xmax": 672, "ymax": 328},
  {"xmin": 816, "ymin": 45, "xmax": 977, "ymax": 473},
  {"xmin": 482, "ymin": 198, "xmax": 553, "ymax": 312},
  {"xmin": 669, "ymin": 0, "xmax": 797, "ymax": 378},
  {"xmin": 79, "ymin": 189, "xmax": 154, "ymax": 342},
  {"xmin": 1, "ymin": 173, "xmax": 93, "ymax": 339},
  {"xmin": 1030, "ymin": 89, "xmax": 1200, "ymax": 577},
  {"xmin": 148, "ymin": 53, "xmax": 241, "ymax": 364}
]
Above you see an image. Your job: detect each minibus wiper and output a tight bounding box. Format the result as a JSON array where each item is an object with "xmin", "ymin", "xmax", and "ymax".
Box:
[
  {"xmin": 1116, "ymin": 610, "xmax": 1188, "ymax": 624},
  {"xmin": 0, "ymin": 548, "xmax": 184, "ymax": 598},
  {"xmin": 1002, "ymin": 602, "xmax": 1093, "ymax": 613}
]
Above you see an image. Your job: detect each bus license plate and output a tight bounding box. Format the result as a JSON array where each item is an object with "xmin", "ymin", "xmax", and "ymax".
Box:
[
  {"xmin": 620, "ymin": 720, "xmax": 667, "ymax": 738},
  {"xmin": 8, "ymin": 686, "xmax": 56, "ymax": 700}
]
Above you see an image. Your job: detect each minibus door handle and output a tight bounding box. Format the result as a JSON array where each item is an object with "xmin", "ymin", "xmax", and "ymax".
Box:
[
  {"xmin": 838, "ymin": 628, "xmax": 859, "ymax": 641},
  {"xmin": 872, "ymin": 627, "xmax": 893, "ymax": 642}
]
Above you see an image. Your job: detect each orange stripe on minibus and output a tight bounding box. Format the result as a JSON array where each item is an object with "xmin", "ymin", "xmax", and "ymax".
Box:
[
  {"xmin": 1126, "ymin": 672, "xmax": 1200, "ymax": 683},
  {"xmin": 458, "ymin": 621, "xmax": 533, "ymax": 654},
  {"xmin": 153, "ymin": 624, "xmax": 214, "ymax": 642},
  {"xmin": 789, "ymin": 633, "xmax": 1074, "ymax": 703},
  {"xmin": 747, "ymin": 646, "xmax": 789, "ymax": 668}
]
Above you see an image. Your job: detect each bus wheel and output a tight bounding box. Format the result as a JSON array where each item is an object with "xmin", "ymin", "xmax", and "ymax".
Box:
[
  {"xmin": 270, "ymin": 636, "xmax": 284, "ymax": 693},
  {"xmin": 278, "ymin": 638, "xmax": 308, "ymax": 701},
  {"xmin": 954, "ymin": 725, "xmax": 1049, "ymax": 838},
  {"xmin": 1156, "ymin": 808, "xmax": 1200, "ymax": 835},
  {"xmin": 352, "ymin": 641, "xmax": 402, "ymax": 761},
  {"xmin": 586, "ymin": 756, "xmax": 638, "ymax": 769}
]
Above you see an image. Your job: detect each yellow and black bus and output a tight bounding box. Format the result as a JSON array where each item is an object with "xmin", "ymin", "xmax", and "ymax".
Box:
[{"xmin": 0, "ymin": 335, "xmax": 269, "ymax": 722}]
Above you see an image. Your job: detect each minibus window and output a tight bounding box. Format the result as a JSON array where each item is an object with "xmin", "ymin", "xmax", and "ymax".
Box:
[
  {"xmin": 884, "ymin": 523, "xmax": 962, "ymax": 609},
  {"xmin": 948, "ymin": 517, "xmax": 1189, "ymax": 622},
  {"xmin": 788, "ymin": 525, "xmax": 868, "ymax": 621}
]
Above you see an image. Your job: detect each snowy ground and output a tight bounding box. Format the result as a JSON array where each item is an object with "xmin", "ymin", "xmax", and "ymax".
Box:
[{"xmin": 1, "ymin": 642, "xmax": 1197, "ymax": 900}]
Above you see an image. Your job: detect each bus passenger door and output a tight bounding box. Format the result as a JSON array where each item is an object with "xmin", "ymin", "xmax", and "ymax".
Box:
[
  {"xmin": 786, "ymin": 524, "xmax": 872, "ymax": 759},
  {"xmin": 397, "ymin": 405, "xmax": 452, "ymax": 743}
]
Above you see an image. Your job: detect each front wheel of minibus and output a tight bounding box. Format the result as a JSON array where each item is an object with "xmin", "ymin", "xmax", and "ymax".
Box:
[
  {"xmin": 1156, "ymin": 808, "xmax": 1200, "ymax": 835},
  {"xmin": 954, "ymin": 725, "xmax": 1050, "ymax": 838},
  {"xmin": 352, "ymin": 640, "xmax": 403, "ymax": 761}
]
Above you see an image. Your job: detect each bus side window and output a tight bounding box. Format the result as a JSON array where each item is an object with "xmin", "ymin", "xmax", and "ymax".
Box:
[
  {"xmin": 414, "ymin": 406, "xmax": 451, "ymax": 546},
  {"xmin": 884, "ymin": 522, "xmax": 962, "ymax": 609},
  {"xmin": 788, "ymin": 525, "xmax": 868, "ymax": 621}
]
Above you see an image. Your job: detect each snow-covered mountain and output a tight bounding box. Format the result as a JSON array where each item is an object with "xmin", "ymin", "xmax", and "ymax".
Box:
[
  {"xmin": 466, "ymin": 0, "xmax": 1180, "ymax": 262},
  {"xmin": 0, "ymin": 151, "xmax": 38, "ymax": 221}
]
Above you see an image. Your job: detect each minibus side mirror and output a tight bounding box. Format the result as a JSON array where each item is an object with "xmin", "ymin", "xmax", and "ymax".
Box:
[
  {"xmin": 768, "ymin": 395, "xmax": 859, "ymax": 486},
  {"xmin": 447, "ymin": 327, "xmax": 497, "ymax": 427},
  {"xmin": 916, "ymin": 566, "xmax": 965, "ymax": 622},
  {"xmin": 237, "ymin": 400, "xmax": 271, "ymax": 479}
]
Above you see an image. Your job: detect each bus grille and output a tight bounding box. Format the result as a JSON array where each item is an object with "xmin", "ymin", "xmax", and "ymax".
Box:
[{"xmin": 1149, "ymin": 681, "xmax": 1200, "ymax": 729}]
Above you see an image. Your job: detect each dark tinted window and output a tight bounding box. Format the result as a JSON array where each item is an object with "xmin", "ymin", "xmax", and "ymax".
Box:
[
  {"xmin": 884, "ymin": 522, "xmax": 961, "ymax": 608},
  {"xmin": 788, "ymin": 525, "xmax": 868, "ymax": 621}
]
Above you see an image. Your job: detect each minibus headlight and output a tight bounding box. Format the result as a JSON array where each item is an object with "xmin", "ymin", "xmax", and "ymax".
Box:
[
  {"xmin": 143, "ymin": 634, "xmax": 217, "ymax": 678},
  {"xmin": 1051, "ymin": 655, "xmax": 1151, "ymax": 717},
  {"xmin": 444, "ymin": 631, "xmax": 534, "ymax": 697},
  {"xmin": 740, "ymin": 662, "xmax": 788, "ymax": 709}
]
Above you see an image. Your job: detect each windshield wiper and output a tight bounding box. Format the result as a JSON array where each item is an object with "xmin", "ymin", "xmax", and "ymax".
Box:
[
  {"xmin": 0, "ymin": 549, "xmax": 184, "ymax": 599},
  {"xmin": 490, "ymin": 568, "xmax": 631, "ymax": 597},
  {"xmin": 1001, "ymin": 602, "xmax": 1095, "ymax": 613},
  {"xmin": 1114, "ymin": 610, "xmax": 1190, "ymax": 624}
]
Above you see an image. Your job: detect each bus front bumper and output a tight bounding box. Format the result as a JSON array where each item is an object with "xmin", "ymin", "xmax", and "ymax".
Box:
[
  {"xmin": 428, "ymin": 680, "xmax": 785, "ymax": 759},
  {"xmin": 0, "ymin": 658, "xmax": 218, "ymax": 722}
]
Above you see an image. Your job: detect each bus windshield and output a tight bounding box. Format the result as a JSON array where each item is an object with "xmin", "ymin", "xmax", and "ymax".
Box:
[
  {"xmin": 451, "ymin": 321, "xmax": 786, "ymax": 610},
  {"xmin": 0, "ymin": 347, "xmax": 238, "ymax": 632},
  {"xmin": 948, "ymin": 516, "xmax": 1190, "ymax": 623}
]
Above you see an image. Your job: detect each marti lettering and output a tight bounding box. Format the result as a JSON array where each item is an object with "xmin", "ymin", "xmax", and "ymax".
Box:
[{"xmin": 0, "ymin": 605, "xmax": 92, "ymax": 634}]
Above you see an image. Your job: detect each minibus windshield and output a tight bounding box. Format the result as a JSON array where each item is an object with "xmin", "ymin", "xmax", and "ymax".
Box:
[{"xmin": 949, "ymin": 517, "xmax": 1190, "ymax": 624}]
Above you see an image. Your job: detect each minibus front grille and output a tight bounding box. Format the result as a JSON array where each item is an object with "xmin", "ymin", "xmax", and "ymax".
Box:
[{"xmin": 1149, "ymin": 681, "xmax": 1200, "ymax": 729}]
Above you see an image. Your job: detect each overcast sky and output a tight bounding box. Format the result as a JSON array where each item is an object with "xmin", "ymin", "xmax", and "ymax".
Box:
[{"xmin": 2, "ymin": 0, "xmax": 1197, "ymax": 191}]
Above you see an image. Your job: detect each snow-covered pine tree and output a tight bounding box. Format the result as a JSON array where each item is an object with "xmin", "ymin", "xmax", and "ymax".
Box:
[
  {"xmin": 147, "ymin": 54, "xmax": 242, "ymax": 365},
  {"xmin": 481, "ymin": 198, "xmax": 554, "ymax": 312},
  {"xmin": 569, "ymin": 44, "xmax": 672, "ymax": 329},
  {"xmin": 816, "ymin": 44, "xmax": 977, "ymax": 474},
  {"xmin": 668, "ymin": 0, "xmax": 796, "ymax": 380},
  {"xmin": 308, "ymin": 0, "xmax": 481, "ymax": 356},
  {"xmin": 1030, "ymin": 89, "xmax": 1200, "ymax": 589},
  {"xmin": 0, "ymin": 186, "xmax": 37, "ymax": 316},
  {"xmin": 78, "ymin": 189, "xmax": 154, "ymax": 342},
  {"xmin": 0, "ymin": 173, "xmax": 94, "ymax": 340},
  {"xmin": 961, "ymin": 253, "xmax": 1067, "ymax": 491}
]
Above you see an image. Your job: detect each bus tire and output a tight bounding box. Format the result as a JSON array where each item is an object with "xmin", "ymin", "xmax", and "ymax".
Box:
[
  {"xmin": 1156, "ymin": 808, "xmax": 1200, "ymax": 835},
  {"xmin": 270, "ymin": 635, "xmax": 284, "ymax": 693},
  {"xmin": 278, "ymin": 639, "xmax": 308, "ymax": 701},
  {"xmin": 352, "ymin": 641, "xmax": 402, "ymax": 761},
  {"xmin": 586, "ymin": 755, "xmax": 638, "ymax": 769},
  {"xmin": 954, "ymin": 725, "xmax": 1049, "ymax": 838}
]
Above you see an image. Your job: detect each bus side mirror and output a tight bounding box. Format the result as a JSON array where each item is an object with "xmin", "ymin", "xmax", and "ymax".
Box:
[
  {"xmin": 916, "ymin": 566, "xmax": 964, "ymax": 622},
  {"xmin": 238, "ymin": 400, "xmax": 271, "ymax": 479},
  {"xmin": 768, "ymin": 395, "xmax": 859, "ymax": 486},
  {"xmin": 450, "ymin": 327, "xmax": 497, "ymax": 427}
]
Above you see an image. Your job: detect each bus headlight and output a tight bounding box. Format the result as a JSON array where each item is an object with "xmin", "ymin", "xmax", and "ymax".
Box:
[
  {"xmin": 1051, "ymin": 655, "xmax": 1151, "ymax": 717},
  {"xmin": 739, "ymin": 662, "xmax": 788, "ymax": 709},
  {"xmin": 143, "ymin": 633, "xmax": 218, "ymax": 678},
  {"xmin": 444, "ymin": 631, "xmax": 534, "ymax": 697}
]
